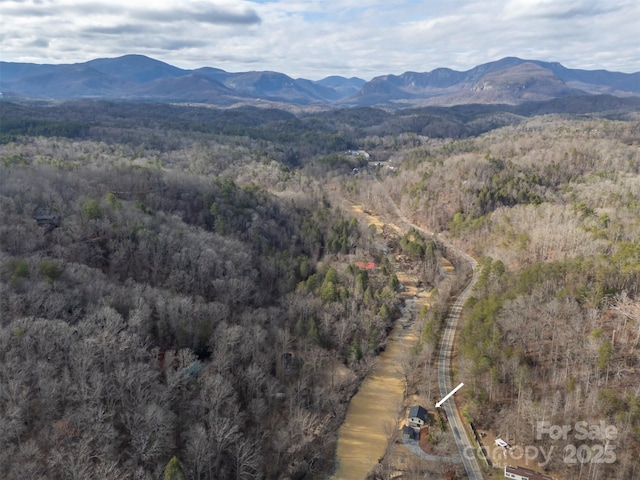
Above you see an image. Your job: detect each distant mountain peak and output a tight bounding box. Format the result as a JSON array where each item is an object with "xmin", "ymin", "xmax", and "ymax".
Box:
[
  {"xmin": 1, "ymin": 55, "xmax": 638, "ymax": 107},
  {"xmin": 466, "ymin": 62, "xmax": 577, "ymax": 104},
  {"xmin": 86, "ymin": 54, "xmax": 188, "ymax": 83}
]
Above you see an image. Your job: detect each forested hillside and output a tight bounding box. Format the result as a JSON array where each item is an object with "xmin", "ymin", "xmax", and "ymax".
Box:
[
  {"xmin": 351, "ymin": 115, "xmax": 640, "ymax": 479},
  {"xmin": 0, "ymin": 101, "xmax": 406, "ymax": 479},
  {"xmin": 1, "ymin": 97, "xmax": 639, "ymax": 479}
]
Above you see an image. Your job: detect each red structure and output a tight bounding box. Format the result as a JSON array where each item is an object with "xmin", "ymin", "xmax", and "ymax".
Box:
[{"xmin": 354, "ymin": 261, "xmax": 375, "ymax": 270}]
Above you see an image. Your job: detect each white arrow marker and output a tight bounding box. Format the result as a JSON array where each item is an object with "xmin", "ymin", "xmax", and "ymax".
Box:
[{"xmin": 436, "ymin": 382, "xmax": 464, "ymax": 408}]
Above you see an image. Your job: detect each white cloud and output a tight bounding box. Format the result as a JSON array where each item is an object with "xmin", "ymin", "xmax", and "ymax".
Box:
[
  {"xmin": 500, "ymin": 0, "xmax": 627, "ymax": 20},
  {"xmin": 1, "ymin": 0, "xmax": 638, "ymax": 79}
]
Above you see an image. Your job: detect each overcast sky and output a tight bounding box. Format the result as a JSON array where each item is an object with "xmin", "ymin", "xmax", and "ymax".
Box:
[{"xmin": 2, "ymin": 0, "xmax": 639, "ymax": 80}]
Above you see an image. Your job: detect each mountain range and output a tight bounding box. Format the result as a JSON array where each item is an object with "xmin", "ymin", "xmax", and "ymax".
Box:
[{"xmin": 1, "ymin": 54, "xmax": 639, "ymax": 108}]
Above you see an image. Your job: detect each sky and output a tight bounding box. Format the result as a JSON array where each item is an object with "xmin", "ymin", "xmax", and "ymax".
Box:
[{"xmin": 1, "ymin": 0, "xmax": 639, "ymax": 80}]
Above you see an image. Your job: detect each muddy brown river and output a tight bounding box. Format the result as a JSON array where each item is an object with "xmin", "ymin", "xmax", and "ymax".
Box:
[{"xmin": 332, "ymin": 288, "xmax": 423, "ymax": 479}]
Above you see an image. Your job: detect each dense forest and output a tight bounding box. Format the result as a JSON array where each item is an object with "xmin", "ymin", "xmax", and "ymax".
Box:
[
  {"xmin": 342, "ymin": 113, "xmax": 640, "ymax": 479},
  {"xmin": 0, "ymin": 100, "xmax": 412, "ymax": 479},
  {"xmin": 1, "ymin": 97, "xmax": 639, "ymax": 479}
]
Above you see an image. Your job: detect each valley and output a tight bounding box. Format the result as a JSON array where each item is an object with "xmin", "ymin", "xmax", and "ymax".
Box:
[{"xmin": 0, "ymin": 96, "xmax": 639, "ymax": 479}]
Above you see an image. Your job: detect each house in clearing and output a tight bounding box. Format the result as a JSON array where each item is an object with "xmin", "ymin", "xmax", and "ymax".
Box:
[
  {"xmin": 408, "ymin": 405, "xmax": 428, "ymax": 428},
  {"xmin": 402, "ymin": 425, "xmax": 419, "ymax": 442},
  {"xmin": 504, "ymin": 465, "xmax": 553, "ymax": 480}
]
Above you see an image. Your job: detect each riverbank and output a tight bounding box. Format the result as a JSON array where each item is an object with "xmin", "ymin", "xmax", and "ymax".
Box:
[
  {"xmin": 329, "ymin": 191, "xmax": 469, "ymax": 479},
  {"xmin": 331, "ymin": 273, "xmax": 425, "ymax": 479}
]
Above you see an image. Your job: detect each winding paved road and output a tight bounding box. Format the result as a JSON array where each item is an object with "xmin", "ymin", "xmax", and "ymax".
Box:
[
  {"xmin": 372, "ymin": 173, "xmax": 485, "ymax": 479},
  {"xmin": 436, "ymin": 253, "xmax": 484, "ymax": 479}
]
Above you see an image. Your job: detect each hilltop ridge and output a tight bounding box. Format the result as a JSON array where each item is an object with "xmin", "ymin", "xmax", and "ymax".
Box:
[{"xmin": 2, "ymin": 54, "xmax": 639, "ymax": 108}]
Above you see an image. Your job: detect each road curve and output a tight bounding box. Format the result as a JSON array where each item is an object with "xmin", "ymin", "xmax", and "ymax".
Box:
[
  {"xmin": 436, "ymin": 256, "xmax": 484, "ymax": 479},
  {"xmin": 371, "ymin": 173, "xmax": 485, "ymax": 479}
]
